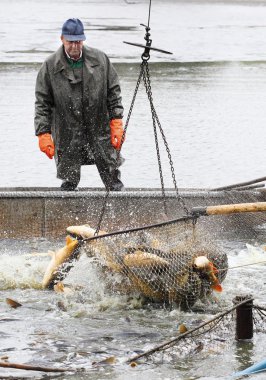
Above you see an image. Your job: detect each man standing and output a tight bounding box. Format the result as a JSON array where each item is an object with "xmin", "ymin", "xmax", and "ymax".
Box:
[{"xmin": 35, "ymin": 18, "xmax": 125, "ymax": 191}]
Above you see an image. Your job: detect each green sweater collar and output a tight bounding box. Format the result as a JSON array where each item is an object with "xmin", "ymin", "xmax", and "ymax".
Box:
[
  {"xmin": 64, "ymin": 48, "xmax": 83, "ymax": 68},
  {"xmin": 66, "ymin": 55, "xmax": 83, "ymax": 69}
]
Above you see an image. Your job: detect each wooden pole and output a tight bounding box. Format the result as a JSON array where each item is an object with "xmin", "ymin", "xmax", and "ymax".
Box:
[
  {"xmin": 191, "ymin": 202, "xmax": 266, "ymax": 216},
  {"xmin": 234, "ymin": 295, "xmax": 253, "ymax": 340},
  {"xmin": 0, "ymin": 361, "xmax": 70, "ymax": 373}
]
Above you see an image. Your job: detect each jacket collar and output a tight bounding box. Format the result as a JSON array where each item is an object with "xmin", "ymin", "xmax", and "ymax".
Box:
[{"xmin": 53, "ymin": 45, "xmax": 99, "ymax": 74}]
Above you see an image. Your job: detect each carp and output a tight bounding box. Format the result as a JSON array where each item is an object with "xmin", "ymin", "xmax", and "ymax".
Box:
[
  {"xmin": 66, "ymin": 224, "xmax": 106, "ymax": 239},
  {"xmin": 42, "ymin": 236, "xmax": 79, "ymax": 289},
  {"xmin": 123, "ymin": 250, "xmax": 169, "ymax": 268},
  {"xmin": 43, "ymin": 224, "xmax": 228, "ymax": 309},
  {"xmin": 194, "ymin": 255, "xmax": 223, "ymax": 292}
]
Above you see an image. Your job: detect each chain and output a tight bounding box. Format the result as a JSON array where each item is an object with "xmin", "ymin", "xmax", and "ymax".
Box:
[
  {"xmin": 95, "ymin": 56, "xmax": 190, "ymax": 234},
  {"xmin": 95, "ymin": 64, "xmax": 144, "ymax": 235},
  {"xmin": 142, "ymin": 61, "xmax": 189, "ymax": 216},
  {"xmin": 142, "ymin": 61, "xmax": 167, "ymax": 214}
]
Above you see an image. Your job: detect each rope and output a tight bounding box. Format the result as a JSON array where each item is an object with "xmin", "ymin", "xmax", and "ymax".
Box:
[
  {"xmin": 254, "ymin": 305, "xmax": 266, "ymax": 313},
  {"xmin": 217, "ymin": 260, "xmax": 266, "ymax": 273},
  {"xmin": 126, "ymin": 297, "xmax": 253, "ymax": 363},
  {"xmin": 211, "ymin": 176, "xmax": 266, "ymax": 191},
  {"xmin": 84, "ymin": 214, "xmax": 196, "ymax": 243},
  {"xmin": 147, "ymin": 0, "xmax": 152, "ymax": 28}
]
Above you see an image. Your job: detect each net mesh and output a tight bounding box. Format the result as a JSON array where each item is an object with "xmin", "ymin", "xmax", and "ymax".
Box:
[
  {"xmin": 144, "ymin": 312, "xmax": 236, "ymax": 363},
  {"xmin": 209, "ymin": 190, "xmax": 266, "ymax": 241},
  {"xmin": 126, "ymin": 301, "xmax": 266, "ymax": 363},
  {"xmin": 253, "ymin": 305, "xmax": 266, "ymax": 333},
  {"xmin": 81, "ymin": 217, "xmax": 228, "ymax": 309}
]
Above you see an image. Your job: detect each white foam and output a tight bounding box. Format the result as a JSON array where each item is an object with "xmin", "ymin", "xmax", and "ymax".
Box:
[{"xmin": 0, "ymin": 252, "xmax": 50, "ymax": 290}]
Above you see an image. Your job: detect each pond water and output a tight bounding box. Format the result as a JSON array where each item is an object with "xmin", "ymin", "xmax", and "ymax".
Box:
[
  {"xmin": 0, "ymin": 233, "xmax": 266, "ymax": 379},
  {"xmin": 0, "ymin": 0, "xmax": 266, "ymax": 189},
  {"xmin": 1, "ymin": 0, "xmax": 266, "ymax": 379}
]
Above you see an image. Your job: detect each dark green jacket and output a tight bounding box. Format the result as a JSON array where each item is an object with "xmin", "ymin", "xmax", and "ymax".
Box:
[{"xmin": 34, "ymin": 45, "xmax": 124, "ymax": 179}]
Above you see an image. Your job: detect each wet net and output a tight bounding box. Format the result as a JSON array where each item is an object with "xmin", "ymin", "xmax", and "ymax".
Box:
[
  {"xmin": 77, "ymin": 216, "xmax": 228, "ymax": 309},
  {"xmin": 63, "ymin": 22, "xmax": 266, "ymax": 310},
  {"xmin": 73, "ymin": 49, "xmax": 265, "ymax": 309},
  {"xmin": 130, "ymin": 305, "xmax": 236, "ymax": 363},
  {"xmin": 124, "ymin": 298, "xmax": 266, "ymax": 364}
]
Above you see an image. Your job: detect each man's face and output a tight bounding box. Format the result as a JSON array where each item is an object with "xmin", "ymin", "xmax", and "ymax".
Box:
[{"xmin": 61, "ymin": 36, "xmax": 83, "ymax": 59}]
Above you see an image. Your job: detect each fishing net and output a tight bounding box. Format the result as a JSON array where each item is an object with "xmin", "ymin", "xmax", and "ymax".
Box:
[
  {"xmin": 76, "ymin": 34, "xmax": 265, "ymax": 309},
  {"xmin": 137, "ymin": 308, "xmax": 236, "ymax": 363},
  {"xmin": 253, "ymin": 305, "xmax": 266, "ymax": 333},
  {"xmin": 66, "ymin": 47, "xmax": 230, "ymax": 309},
  {"xmin": 77, "ymin": 215, "xmax": 228, "ymax": 309},
  {"xmin": 124, "ymin": 298, "xmax": 266, "ymax": 364},
  {"xmin": 50, "ymin": 20, "xmax": 265, "ymax": 310},
  {"xmin": 205, "ymin": 189, "xmax": 266, "ymax": 242}
]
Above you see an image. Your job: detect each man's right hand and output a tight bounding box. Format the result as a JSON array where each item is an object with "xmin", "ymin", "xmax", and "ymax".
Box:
[{"xmin": 38, "ymin": 133, "xmax": 55, "ymax": 159}]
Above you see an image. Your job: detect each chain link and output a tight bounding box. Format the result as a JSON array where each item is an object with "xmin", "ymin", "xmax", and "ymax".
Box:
[
  {"xmin": 95, "ymin": 64, "xmax": 144, "ymax": 235},
  {"xmin": 95, "ymin": 58, "xmax": 190, "ymax": 234},
  {"xmin": 142, "ymin": 62, "xmax": 167, "ymax": 214},
  {"xmin": 143, "ymin": 61, "xmax": 189, "ymax": 216}
]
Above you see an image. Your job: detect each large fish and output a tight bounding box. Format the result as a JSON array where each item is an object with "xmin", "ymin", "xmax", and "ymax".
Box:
[
  {"xmin": 42, "ymin": 236, "xmax": 79, "ymax": 289},
  {"xmin": 123, "ymin": 250, "xmax": 169, "ymax": 268},
  {"xmin": 193, "ymin": 255, "xmax": 222, "ymax": 292},
  {"xmin": 42, "ymin": 224, "xmax": 110, "ymax": 290},
  {"xmin": 50, "ymin": 224, "xmax": 228, "ymax": 309},
  {"xmin": 66, "ymin": 224, "xmax": 106, "ymax": 239},
  {"xmin": 66, "ymin": 224, "xmax": 123, "ymax": 271}
]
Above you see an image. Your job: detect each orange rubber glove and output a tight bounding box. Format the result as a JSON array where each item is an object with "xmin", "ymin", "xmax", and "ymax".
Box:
[
  {"xmin": 38, "ymin": 133, "xmax": 55, "ymax": 159},
  {"xmin": 110, "ymin": 119, "xmax": 125, "ymax": 150}
]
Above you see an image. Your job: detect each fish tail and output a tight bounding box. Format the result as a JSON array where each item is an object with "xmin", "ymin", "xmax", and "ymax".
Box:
[
  {"xmin": 208, "ymin": 262, "xmax": 222, "ymax": 292},
  {"xmin": 211, "ymin": 283, "xmax": 223, "ymax": 292},
  {"xmin": 66, "ymin": 235, "xmax": 74, "ymax": 245}
]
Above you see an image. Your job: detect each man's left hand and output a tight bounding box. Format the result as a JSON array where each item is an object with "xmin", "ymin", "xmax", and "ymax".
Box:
[{"xmin": 110, "ymin": 119, "xmax": 125, "ymax": 150}]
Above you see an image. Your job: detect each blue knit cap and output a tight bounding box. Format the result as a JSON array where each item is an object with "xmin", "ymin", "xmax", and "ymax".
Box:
[{"xmin": 61, "ymin": 18, "xmax": 86, "ymax": 41}]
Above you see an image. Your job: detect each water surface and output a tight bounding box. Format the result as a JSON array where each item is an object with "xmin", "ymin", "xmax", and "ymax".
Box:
[
  {"xmin": 1, "ymin": 0, "xmax": 266, "ymax": 188},
  {"xmin": 1, "ymin": 1, "xmax": 266, "ymax": 379}
]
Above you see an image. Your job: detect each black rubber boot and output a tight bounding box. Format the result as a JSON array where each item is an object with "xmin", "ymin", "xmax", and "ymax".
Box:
[
  {"xmin": 109, "ymin": 182, "xmax": 125, "ymax": 191},
  {"xmin": 98, "ymin": 168, "xmax": 125, "ymax": 191},
  {"xmin": 61, "ymin": 181, "xmax": 78, "ymax": 191}
]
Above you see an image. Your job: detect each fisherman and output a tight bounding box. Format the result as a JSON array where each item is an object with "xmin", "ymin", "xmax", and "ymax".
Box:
[{"xmin": 35, "ymin": 18, "xmax": 125, "ymax": 191}]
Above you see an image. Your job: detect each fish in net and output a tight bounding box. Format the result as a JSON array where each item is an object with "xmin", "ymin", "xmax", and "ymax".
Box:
[
  {"xmin": 66, "ymin": 217, "xmax": 228, "ymax": 309},
  {"xmin": 42, "ymin": 199, "xmax": 266, "ymax": 308}
]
